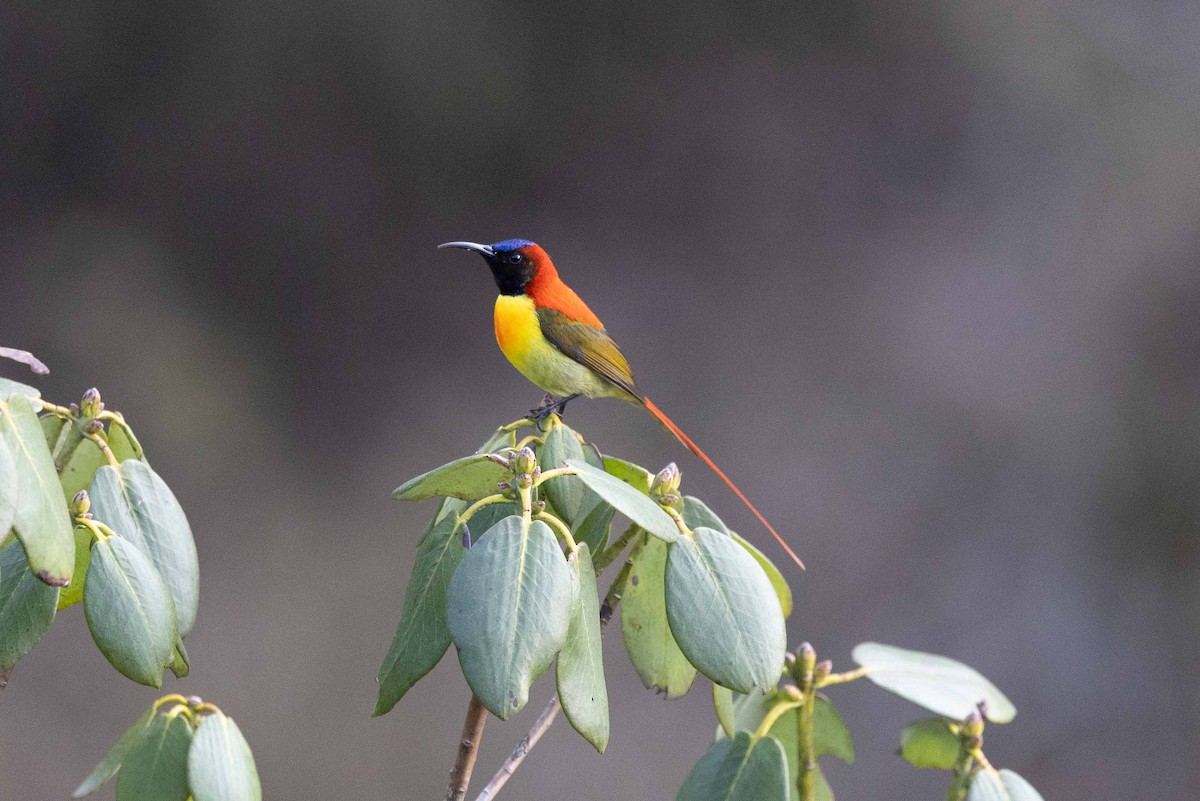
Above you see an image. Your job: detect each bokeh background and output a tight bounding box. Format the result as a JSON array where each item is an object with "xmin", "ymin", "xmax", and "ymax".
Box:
[{"xmin": 2, "ymin": 1, "xmax": 1197, "ymax": 798}]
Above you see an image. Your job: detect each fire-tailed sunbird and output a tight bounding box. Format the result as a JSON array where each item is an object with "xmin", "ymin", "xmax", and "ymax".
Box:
[{"xmin": 439, "ymin": 238, "xmax": 802, "ymax": 568}]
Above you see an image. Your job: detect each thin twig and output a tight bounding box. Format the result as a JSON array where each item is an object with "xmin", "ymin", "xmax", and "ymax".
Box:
[
  {"xmin": 446, "ymin": 695, "xmax": 489, "ymax": 801},
  {"xmin": 472, "ymin": 695, "xmax": 562, "ymax": 801},
  {"xmin": 817, "ymin": 666, "xmax": 868, "ymax": 687}
]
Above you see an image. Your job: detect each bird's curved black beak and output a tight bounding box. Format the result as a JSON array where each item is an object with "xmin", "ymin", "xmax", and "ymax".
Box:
[{"xmin": 438, "ymin": 241, "xmax": 495, "ymax": 258}]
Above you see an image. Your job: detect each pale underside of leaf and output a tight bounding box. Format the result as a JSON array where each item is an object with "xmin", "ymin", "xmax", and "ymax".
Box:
[
  {"xmin": 852, "ymin": 642, "xmax": 1016, "ymax": 723},
  {"xmin": 188, "ymin": 714, "xmax": 262, "ymax": 801}
]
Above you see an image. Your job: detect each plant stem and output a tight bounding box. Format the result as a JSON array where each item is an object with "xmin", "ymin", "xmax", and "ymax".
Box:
[
  {"xmin": 513, "ymin": 434, "xmax": 544, "ymax": 451},
  {"xmin": 797, "ymin": 667, "xmax": 817, "ymax": 801},
  {"xmin": 593, "ymin": 524, "xmax": 639, "ymax": 574},
  {"xmin": 472, "ymin": 695, "xmax": 561, "ymax": 801},
  {"xmin": 445, "ymin": 695, "xmax": 489, "ymax": 801},
  {"xmin": 817, "ymin": 666, "xmax": 868, "ymax": 687},
  {"xmin": 663, "ymin": 505, "xmax": 691, "ymax": 537},
  {"xmin": 534, "ymin": 513, "xmax": 577, "ymax": 552},
  {"xmin": 518, "ymin": 484, "xmax": 533, "ymax": 524},
  {"xmin": 470, "ymin": 561, "xmax": 630, "ymax": 801},
  {"xmin": 754, "ymin": 699, "xmax": 804, "ymax": 739},
  {"xmin": 457, "ymin": 494, "xmax": 509, "ymax": 530},
  {"xmin": 945, "ymin": 749, "xmax": 975, "ymax": 801},
  {"xmin": 87, "ymin": 432, "xmax": 119, "ymax": 468},
  {"xmin": 532, "ymin": 467, "xmax": 576, "ymax": 485}
]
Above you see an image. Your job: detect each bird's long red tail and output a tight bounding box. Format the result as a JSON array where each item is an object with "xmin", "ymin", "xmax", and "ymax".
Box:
[{"xmin": 640, "ymin": 397, "xmax": 804, "ymax": 569}]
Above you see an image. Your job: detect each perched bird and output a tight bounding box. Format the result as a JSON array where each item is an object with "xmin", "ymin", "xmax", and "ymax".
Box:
[{"xmin": 439, "ymin": 238, "xmax": 802, "ymax": 567}]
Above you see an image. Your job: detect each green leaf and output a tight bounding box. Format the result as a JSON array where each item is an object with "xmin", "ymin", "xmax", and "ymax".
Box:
[
  {"xmin": 573, "ymin": 499, "xmax": 615, "ymax": 555},
  {"xmin": 966, "ymin": 769, "xmax": 1045, "ymax": 801},
  {"xmin": 106, "ymin": 420, "xmax": 145, "ymax": 463},
  {"xmin": 168, "ymin": 638, "xmax": 190, "ymax": 678},
  {"xmin": 425, "ymin": 425, "xmax": 520, "ymax": 524},
  {"xmin": 665, "ymin": 527, "xmax": 785, "ymax": 693},
  {"xmin": 0, "ymin": 433, "xmax": 16, "ymax": 540},
  {"xmin": 620, "ymin": 532, "xmax": 696, "ymax": 698},
  {"xmin": 374, "ymin": 510, "xmax": 466, "ymax": 716},
  {"xmin": 476, "ymin": 425, "xmax": 518, "ymax": 457},
  {"xmin": 601, "ymin": 455, "xmax": 653, "ymax": 493},
  {"xmin": 0, "ymin": 540, "xmax": 60, "ymax": 668},
  {"xmin": 813, "ymin": 766, "xmax": 834, "ymax": 801},
  {"xmin": 73, "ymin": 706, "xmax": 156, "ymax": 797},
  {"xmin": 713, "ymin": 684, "xmax": 735, "ymax": 738},
  {"xmin": 392, "ymin": 454, "xmax": 511, "ymax": 502},
  {"xmin": 58, "ymin": 438, "xmax": 107, "ymax": 502},
  {"xmin": 89, "ymin": 460, "xmax": 200, "ymax": 637},
  {"xmin": 852, "ymin": 643, "xmax": 1016, "ymax": 723},
  {"xmin": 899, "ymin": 718, "xmax": 960, "ymax": 769},
  {"xmin": 447, "ymin": 516, "xmax": 573, "ymax": 719},
  {"xmin": 677, "ymin": 731, "xmax": 789, "ymax": 801},
  {"xmin": 813, "ymin": 693, "xmax": 855, "ymax": 764},
  {"xmin": 0, "ymin": 395, "xmax": 74, "ymax": 585},
  {"xmin": 84, "ymin": 535, "xmax": 178, "ymax": 687},
  {"xmin": 565, "ymin": 459, "xmax": 678, "ymax": 543},
  {"xmin": 538, "ymin": 421, "xmax": 602, "ymax": 527},
  {"xmin": 457, "ymin": 501, "xmax": 522, "ymax": 546},
  {"xmin": 188, "ymin": 713, "xmax": 262, "ymax": 801},
  {"xmin": 680, "ymin": 494, "xmax": 728, "ymax": 532},
  {"xmin": 0, "ymin": 377, "xmax": 40, "ymax": 401},
  {"xmin": 56, "ymin": 524, "xmax": 93, "ymax": 610},
  {"xmin": 376, "ymin": 429, "xmax": 522, "ymax": 717},
  {"xmin": 681, "ymin": 495, "xmax": 793, "ymax": 618},
  {"xmin": 114, "ymin": 710, "xmax": 192, "ymax": 801},
  {"xmin": 557, "ymin": 544, "xmax": 609, "ymax": 752},
  {"xmin": 724, "ymin": 692, "xmax": 852, "ymax": 801}
]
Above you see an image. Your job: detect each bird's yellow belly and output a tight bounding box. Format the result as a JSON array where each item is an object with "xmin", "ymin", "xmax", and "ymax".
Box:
[{"xmin": 493, "ymin": 295, "xmax": 614, "ymax": 398}]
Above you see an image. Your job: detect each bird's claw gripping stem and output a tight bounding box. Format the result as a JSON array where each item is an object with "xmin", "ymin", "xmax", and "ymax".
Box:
[{"xmin": 530, "ymin": 393, "xmax": 580, "ymax": 426}]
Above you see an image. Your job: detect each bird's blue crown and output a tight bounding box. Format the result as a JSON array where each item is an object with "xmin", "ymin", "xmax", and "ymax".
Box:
[{"xmin": 490, "ymin": 238, "xmax": 536, "ymax": 253}]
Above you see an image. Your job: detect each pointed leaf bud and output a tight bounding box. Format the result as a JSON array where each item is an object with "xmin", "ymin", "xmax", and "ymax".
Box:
[
  {"xmin": 509, "ymin": 446, "xmax": 537, "ymax": 477},
  {"xmin": 651, "ymin": 462, "xmax": 682, "ymax": 498},
  {"xmin": 782, "ymin": 684, "xmax": 803, "ymax": 702},
  {"xmin": 797, "ymin": 642, "xmax": 816, "ymax": 676},
  {"xmin": 70, "ymin": 490, "xmax": 91, "ymax": 517},
  {"xmin": 79, "ymin": 387, "xmax": 103, "ymax": 418},
  {"xmin": 962, "ymin": 709, "xmax": 985, "ymax": 738}
]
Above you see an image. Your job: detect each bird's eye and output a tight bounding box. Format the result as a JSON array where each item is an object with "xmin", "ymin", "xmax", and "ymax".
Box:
[{"xmin": 507, "ymin": 253, "xmax": 522, "ymax": 264}]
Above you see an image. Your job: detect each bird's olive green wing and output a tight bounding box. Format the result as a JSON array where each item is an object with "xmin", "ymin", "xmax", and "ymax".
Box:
[{"xmin": 537, "ymin": 308, "xmax": 642, "ymax": 399}]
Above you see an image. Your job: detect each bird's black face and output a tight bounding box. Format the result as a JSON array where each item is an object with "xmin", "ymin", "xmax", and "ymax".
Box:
[
  {"xmin": 487, "ymin": 247, "xmax": 535, "ymax": 295},
  {"xmin": 438, "ymin": 239, "xmax": 537, "ymax": 296}
]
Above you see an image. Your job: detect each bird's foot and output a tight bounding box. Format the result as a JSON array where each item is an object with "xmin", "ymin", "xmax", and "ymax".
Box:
[{"xmin": 530, "ymin": 393, "xmax": 580, "ymax": 427}]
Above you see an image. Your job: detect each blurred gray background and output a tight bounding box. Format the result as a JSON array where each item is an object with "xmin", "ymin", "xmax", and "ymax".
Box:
[{"xmin": 1, "ymin": 1, "xmax": 1197, "ymax": 799}]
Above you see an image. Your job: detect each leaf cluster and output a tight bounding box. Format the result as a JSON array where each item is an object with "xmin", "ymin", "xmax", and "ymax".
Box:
[
  {"xmin": 0, "ymin": 377, "xmax": 198, "ymax": 686},
  {"xmin": 376, "ymin": 414, "xmax": 792, "ymax": 754},
  {"xmin": 74, "ymin": 695, "xmax": 261, "ymax": 801},
  {"xmin": 679, "ymin": 641, "xmax": 1044, "ymax": 801}
]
